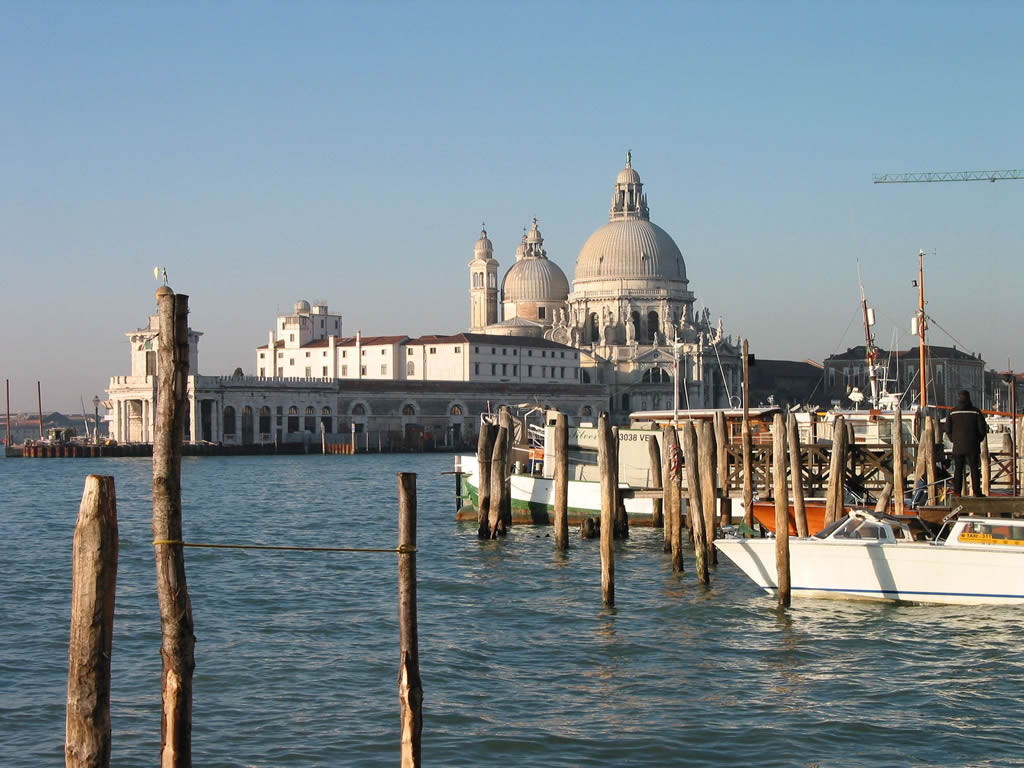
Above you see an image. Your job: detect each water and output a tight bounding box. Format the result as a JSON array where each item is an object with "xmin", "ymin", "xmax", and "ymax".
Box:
[{"xmin": 2, "ymin": 454, "xmax": 1022, "ymax": 767}]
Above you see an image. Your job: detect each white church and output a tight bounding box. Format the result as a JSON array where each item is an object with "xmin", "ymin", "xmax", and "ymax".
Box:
[{"xmin": 105, "ymin": 154, "xmax": 744, "ymax": 446}]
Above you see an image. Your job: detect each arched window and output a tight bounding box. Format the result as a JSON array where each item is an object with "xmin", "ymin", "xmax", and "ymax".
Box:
[
  {"xmin": 647, "ymin": 311, "xmax": 659, "ymax": 343},
  {"xmin": 320, "ymin": 407, "xmax": 332, "ymax": 434},
  {"xmin": 304, "ymin": 406, "xmax": 316, "ymax": 432},
  {"xmin": 259, "ymin": 406, "xmax": 271, "ymax": 434},
  {"xmin": 352, "ymin": 404, "xmax": 366, "ymax": 416},
  {"xmin": 488, "ymin": 273, "xmax": 496, "ymax": 288},
  {"xmin": 407, "ymin": 361, "xmax": 415, "ymax": 376},
  {"xmin": 321, "ymin": 407, "xmax": 331, "ymax": 415},
  {"xmin": 223, "ymin": 406, "xmax": 236, "ymax": 436},
  {"xmin": 450, "ymin": 404, "xmax": 463, "ymax": 415},
  {"xmin": 402, "ymin": 404, "xmax": 416, "ymax": 416},
  {"xmin": 581, "ymin": 405, "xmax": 593, "ymax": 417},
  {"xmin": 642, "ymin": 368, "xmax": 672, "ymax": 383},
  {"xmin": 287, "ymin": 406, "xmax": 299, "ymax": 433},
  {"xmin": 589, "ymin": 312, "xmax": 599, "ymax": 343}
]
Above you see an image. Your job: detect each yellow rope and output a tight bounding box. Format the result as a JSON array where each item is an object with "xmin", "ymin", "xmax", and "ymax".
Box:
[{"xmin": 152, "ymin": 540, "xmax": 416, "ymax": 554}]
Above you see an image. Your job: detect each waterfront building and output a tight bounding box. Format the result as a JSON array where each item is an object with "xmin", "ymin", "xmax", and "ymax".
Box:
[{"xmin": 822, "ymin": 345, "xmax": 986, "ymax": 409}]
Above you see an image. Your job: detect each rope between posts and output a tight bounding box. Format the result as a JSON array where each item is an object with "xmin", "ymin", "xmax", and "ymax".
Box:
[{"xmin": 152, "ymin": 540, "xmax": 416, "ymax": 554}]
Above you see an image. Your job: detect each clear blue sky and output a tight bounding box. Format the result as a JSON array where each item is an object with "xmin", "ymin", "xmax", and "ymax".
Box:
[{"xmin": 2, "ymin": 1, "xmax": 1022, "ymax": 412}]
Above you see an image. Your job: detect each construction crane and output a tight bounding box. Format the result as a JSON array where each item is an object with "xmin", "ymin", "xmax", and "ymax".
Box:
[{"xmin": 873, "ymin": 169, "xmax": 1023, "ymax": 183}]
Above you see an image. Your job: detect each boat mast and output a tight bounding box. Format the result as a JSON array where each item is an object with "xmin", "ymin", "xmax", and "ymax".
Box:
[
  {"xmin": 858, "ymin": 263, "xmax": 879, "ymax": 406},
  {"xmin": 916, "ymin": 250, "xmax": 927, "ymax": 411}
]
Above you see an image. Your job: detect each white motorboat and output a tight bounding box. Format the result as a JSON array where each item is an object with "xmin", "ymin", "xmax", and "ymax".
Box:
[{"xmin": 715, "ymin": 509, "xmax": 1024, "ymax": 605}]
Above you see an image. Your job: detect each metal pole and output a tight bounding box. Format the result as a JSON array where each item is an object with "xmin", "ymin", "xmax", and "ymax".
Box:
[
  {"xmin": 37, "ymin": 381, "xmax": 44, "ymax": 439},
  {"xmin": 917, "ymin": 250, "xmax": 927, "ymax": 411}
]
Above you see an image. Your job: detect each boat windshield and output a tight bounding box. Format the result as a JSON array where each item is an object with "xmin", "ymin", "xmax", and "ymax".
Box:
[{"xmin": 814, "ymin": 518, "xmax": 849, "ymax": 540}]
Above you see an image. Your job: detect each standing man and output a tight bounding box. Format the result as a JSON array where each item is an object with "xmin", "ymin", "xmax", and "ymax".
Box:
[{"xmin": 943, "ymin": 390, "xmax": 988, "ymax": 496}]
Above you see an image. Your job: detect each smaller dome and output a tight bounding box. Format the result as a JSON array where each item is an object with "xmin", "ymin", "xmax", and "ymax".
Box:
[
  {"xmin": 294, "ymin": 300, "xmax": 311, "ymax": 315},
  {"xmin": 526, "ymin": 217, "xmax": 543, "ymax": 243},
  {"xmin": 502, "ymin": 258, "xmax": 569, "ymax": 302},
  {"xmin": 617, "ymin": 166, "xmax": 641, "ymax": 185}
]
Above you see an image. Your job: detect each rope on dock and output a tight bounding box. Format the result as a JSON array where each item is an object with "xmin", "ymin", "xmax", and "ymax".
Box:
[{"xmin": 152, "ymin": 539, "xmax": 416, "ymax": 554}]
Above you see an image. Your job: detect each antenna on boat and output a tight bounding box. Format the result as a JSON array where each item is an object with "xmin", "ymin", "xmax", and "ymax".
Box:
[{"xmin": 857, "ymin": 261, "xmax": 880, "ymax": 407}]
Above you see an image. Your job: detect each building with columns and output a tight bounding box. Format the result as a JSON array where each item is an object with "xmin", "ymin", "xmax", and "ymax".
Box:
[{"xmin": 473, "ymin": 153, "xmax": 745, "ymax": 419}]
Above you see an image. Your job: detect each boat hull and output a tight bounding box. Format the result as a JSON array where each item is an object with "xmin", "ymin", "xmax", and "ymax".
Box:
[
  {"xmin": 457, "ymin": 455, "xmax": 657, "ymax": 525},
  {"xmin": 715, "ymin": 537, "xmax": 1024, "ymax": 605}
]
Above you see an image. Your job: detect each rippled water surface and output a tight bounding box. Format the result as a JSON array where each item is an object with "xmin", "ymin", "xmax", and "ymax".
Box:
[{"xmin": 2, "ymin": 453, "xmax": 1022, "ymax": 767}]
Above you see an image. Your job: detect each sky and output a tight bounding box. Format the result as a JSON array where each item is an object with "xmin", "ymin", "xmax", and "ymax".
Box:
[{"xmin": 2, "ymin": 1, "xmax": 1022, "ymax": 412}]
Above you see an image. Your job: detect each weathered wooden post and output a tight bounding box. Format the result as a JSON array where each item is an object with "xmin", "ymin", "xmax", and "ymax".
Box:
[
  {"xmin": 786, "ymin": 412, "xmax": 808, "ymax": 537},
  {"xmin": 648, "ymin": 431, "xmax": 663, "ymax": 529},
  {"xmin": 476, "ymin": 424, "xmax": 494, "ymax": 538},
  {"xmin": 397, "ymin": 473, "xmax": 422, "ymax": 768},
  {"xmin": 981, "ymin": 433, "xmax": 991, "ymax": 497},
  {"xmin": 698, "ymin": 420, "xmax": 717, "ymax": 565},
  {"xmin": 925, "ymin": 417, "xmax": 937, "ymax": 505},
  {"xmin": 66, "ymin": 475, "xmax": 118, "ymax": 768},
  {"xmin": 553, "ymin": 413, "xmax": 569, "ymax": 551},
  {"xmin": 498, "ymin": 407, "xmax": 513, "ymax": 529},
  {"xmin": 713, "ymin": 411, "xmax": 731, "ymax": 528},
  {"xmin": 772, "ymin": 414, "xmax": 791, "ymax": 607},
  {"xmin": 680, "ymin": 421, "xmax": 708, "ymax": 583},
  {"xmin": 874, "ymin": 482, "xmax": 893, "ymax": 513},
  {"xmin": 741, "ymin": 340, "xmax": 754, "ymax": 530},
  {"xmin": 823, "ymin": 414, "xmax": 847, "ymax": 526},
  {"xmin": 892, "ymin": 407, "xmax": 905, "ymax": 515},
  {"xmin": 152, "ymin": 288, "xmax": 195, "ymax": 767},
  {"xmin": 488, "ymin": 420, "xmax": 508, "ymax": 538},
  {"xmin": 662, "ymin": 425, "xmax": 680, "ymax": 558},
  {"xmin": 611, "ymin": 426, "xmax": 628, "ymax": 538},
  {"xmin": 598, "ymin": 412, "xmax": 615, "ymax": 606}
]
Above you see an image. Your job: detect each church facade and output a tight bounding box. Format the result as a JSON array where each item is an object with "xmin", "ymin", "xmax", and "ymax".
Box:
[{"xmin": 473, "ymin": 153, "xmax": 744, "ymax": 418}]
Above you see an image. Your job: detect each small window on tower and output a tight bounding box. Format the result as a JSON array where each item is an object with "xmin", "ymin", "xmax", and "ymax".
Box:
[{"xmin": 538, "ymin": 307, "xmax": 546, "ymax": 319}]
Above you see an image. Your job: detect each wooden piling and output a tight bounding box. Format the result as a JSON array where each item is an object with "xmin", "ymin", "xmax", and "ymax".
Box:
[
  {"xmin": 925, "ymin": 417, "xmax": 937, "ymax": 505},
  {"xmin": 598, "ymin": 413, "xmax": 615, "ymax": 606},
  {"xmin": 152, "ymin": 288, "xmax": 195, "ymax": 767},
  {"xmin": 874, "ymin": 482, "xmax": 893, "ymax": 513},
  {"xmin": 65, "ymin": 475, "xmax": 118, "ymax": 768},
  {"xmin": 892, "ymin": 406, "xmax": 905, "ymax": 515},
  {"xmin": 488, "ymin": 421, "xmax": 508, "ymax": 538},
  {"xmin": 772, "ymin": 414, "xmax": 791, "ymax": 607},
  {"xmin": 680, "ymin": 421, "xmax": 707, "ymax": 583},
  {"xmin": 498, "ymin": 408, "xmax": 513, "ymax": 529},
  {"xmin": 647, "ymin": 432, "xmax": 663, "ymax": 528},
  {"xmin": 476, "ymin": 425, "xmax": 494, "ymax": 538},
  {"xmin": 981, "ymin": 433, "xmax": 991, "ymax": 497},
  {"xmin": 662, "ymin": 425, "xmax": 680, "ymax": 558},
  {"xmin": 611, "ymin": 426, "xmax": 628, "ymax": 538},
  {"xmin": 742, "ymin": 340, "xmax": 754, "ymax": 529},
  {"xmin": 553, "ymin": 413, "xmax": 569, "ymax": 551},
  {"xmin": 785, "ymin": 413, "xmax": 808, "ymax": 537},
  {"xmin": 397, "ymin": 473, "xmax": 422, "ymax": 768},
  {"xmin": 697, "ymin": 420, "xmax": 717, "ymax": 566},
  {"xmin": 824, "ymin": 414, "xmax": 847, "ymax": 526},
  {"xmin": 713, "ymin": 411, "xmax": 731, "ymax": 527}
]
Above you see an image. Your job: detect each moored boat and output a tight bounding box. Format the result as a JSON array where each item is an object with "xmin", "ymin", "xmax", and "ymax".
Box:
[{"xmin": 715, "ymin": 509, "xmax": 1024, "ymax": 605}]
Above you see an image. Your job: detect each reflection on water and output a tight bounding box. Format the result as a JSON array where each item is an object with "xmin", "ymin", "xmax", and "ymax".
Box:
[{"xmin": 1, "ymin": 454, "xmax": 1022, "ymax": 767}]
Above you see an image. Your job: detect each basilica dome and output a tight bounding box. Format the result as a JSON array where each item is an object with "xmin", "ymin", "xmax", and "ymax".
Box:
[
  {"xmin": 573, "ymin": 156, "xmax": 688, "ymax": 287},
  {"xmin": 501, "ymin": 218, "xmax": 569, "ymax": 302}
]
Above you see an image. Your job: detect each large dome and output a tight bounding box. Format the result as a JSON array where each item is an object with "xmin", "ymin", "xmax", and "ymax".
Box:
[
  {"xmin": 574, "ymin": 218, "xmax": 686, "ymax": 283},
  {"xmin": 573, "ymin": 156, "xmax": 687, "ymax": 286},
  {"xmin": 502, "ymin": 257, "xmax": 569, "ymax": 302}
]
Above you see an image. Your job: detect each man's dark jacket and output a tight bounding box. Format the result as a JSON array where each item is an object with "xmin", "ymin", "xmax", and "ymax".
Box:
[{"xmin": 944, "ymin": 403, "xmax": 987, "ymax": 454}]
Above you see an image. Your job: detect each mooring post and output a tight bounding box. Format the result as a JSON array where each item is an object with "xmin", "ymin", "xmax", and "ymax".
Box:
[
  {"xmin": 680, "ymin": 421, "xmax": 707, "ymax": 583},
  {"xmin": 824, "ymin": 414, "xmax": 847, "ymax": 526},
  {"xmin": 661, "ymin": 425, "xmax": 680, "ymax": 556},
  {"xmin": 476, "ymin": 424, "xmax": 494, "ymax": 538},
  {"xmin": 786, "ymin": 413, "xmax": 808, "ymax": 537},
  {"xmin": 981, "ymin": 433, "xmax": 991, "ymax": 496},
  {"xmin": 772, "ymin": 413, "xmax": 791, "ymax": 607},
  {"xmin": 925, "ymin": 417, "xmax": 937, "ymax": 505},
  {"xmin": 648, "ymin": 432, "xmax": 663, "ymax": 528},
  {"xmin": 874, "ymin": 482, "xmax": 894, "ymax": 513},
  {"xmin": 397, "ymin": 473, "xmax": 422, "ymax": 768},
  {"xmin": 697, "ymin": 420, "xmax": 717, "ymax": 566},
  {"xmin": 741, "ymin": 339, "xmax": 754, "ymax": 530},
  {"xmin": 488, "ymin": 420, "xmax": 508, "ymax": 538},
  {"xmin": 611, "ymin": 426, "xmax": 628, "ymax": 538},
  {"xmin": 892, "ymin": 407, "xmax": 905, "ymax": 515},
  {"xmin": 65, "ymin": 474, "xmax": 118, "ymax": 768},
  {"xmin": 553, "ymin": 413, "xmax": 569, "ymax": 551},
  {"xmin": 713, "ymin": 410, "xmax": 732, "ymax": 528},
  {"xmin": 598, "ymin": 412, "xmax": 615, "ymax": 606},
  {"xmin": 498, "ymin": 407, "xmax": 513, "ymax": 529},
  {"xmin": 152, "ymin": 288, "xmax": 195, "ymax": 767}
]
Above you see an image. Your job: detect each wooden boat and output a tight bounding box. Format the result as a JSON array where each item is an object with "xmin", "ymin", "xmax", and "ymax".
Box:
[
  {"xmin": 749, "ymin": 498, "xmax": 828, "ymax": 536},
  {"xmin": 715, "ymin": 509, "xmax": 1024, "ymax": 605}
]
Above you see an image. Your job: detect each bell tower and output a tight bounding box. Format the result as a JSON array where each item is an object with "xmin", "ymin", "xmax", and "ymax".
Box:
[{"xmin": 468, "ymin": 226, "xmax": 499, "ymax": 331}]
